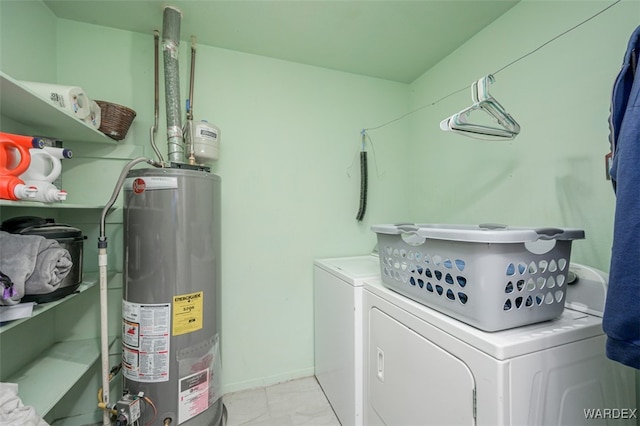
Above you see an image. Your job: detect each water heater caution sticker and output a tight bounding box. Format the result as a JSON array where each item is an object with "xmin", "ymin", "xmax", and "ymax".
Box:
[
  {"xmin": 122, "ymin": 300, "xmax": 171, "ymax": 382},
  {"xmin": 173, "ymin": 291, "xmax": 203, "ymax": 336}
]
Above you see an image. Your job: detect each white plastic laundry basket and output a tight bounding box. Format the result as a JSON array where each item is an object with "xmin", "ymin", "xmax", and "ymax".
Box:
[{"xmin": 372, "ymin": 223, "xmax": 585, "ymax": 331}]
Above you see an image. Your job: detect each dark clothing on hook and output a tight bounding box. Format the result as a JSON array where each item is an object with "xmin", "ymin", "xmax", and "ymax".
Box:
[{"xmin": 605, "ymin": 25, "xmax": 640, "ymax": 370}]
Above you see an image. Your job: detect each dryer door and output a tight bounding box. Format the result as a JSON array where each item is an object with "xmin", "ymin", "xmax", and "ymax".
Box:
[{"xmin": 369, "ymin": 307, "xmax": 476, "ymax": 426}]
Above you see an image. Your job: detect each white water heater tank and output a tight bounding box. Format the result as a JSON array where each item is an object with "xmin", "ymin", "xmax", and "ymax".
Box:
[{"xmin": 193, "ymin": 120, "xmax": 220, "ymax": 163}]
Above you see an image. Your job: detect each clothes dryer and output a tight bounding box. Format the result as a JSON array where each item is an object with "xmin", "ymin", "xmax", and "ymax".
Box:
[
  {"xmin": 314, "ymin": 255, "xmax": 379, "ymax": 426},
  {"xmin": 363, "ymin": 263, "xmax": 637, "ymax": 426}
]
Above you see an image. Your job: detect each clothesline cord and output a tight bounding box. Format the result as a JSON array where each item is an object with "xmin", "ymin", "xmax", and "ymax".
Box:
[{"xmin": 363, "ymin": 0, "xmax": 621, "ymax": 133}]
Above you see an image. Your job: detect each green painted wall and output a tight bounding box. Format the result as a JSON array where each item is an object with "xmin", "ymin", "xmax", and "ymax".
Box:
[
  {"xmin": 0, "ymin": 0, "xmax": 57, "ymax": 82},
  {"xmin": 405, "ymin": 0, "xmax": 640, "ymax": 415},
  {"xmin": 53, "ymin": 17, "xmax": 410, "ymax": 393},
  {"xmin": 0, "ymin": 0, "xmax": 58, "ymax": 377},
  {"xmin": 406, "ymin": 0, "xmax": 638, "ymax": 272},
  {"xmin": 1, "ymin": 0, "xmax": 639, "ymax": 421}
]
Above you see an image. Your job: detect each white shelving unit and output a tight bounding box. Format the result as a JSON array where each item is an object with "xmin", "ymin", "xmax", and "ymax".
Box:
[
  {"xmin": 0, "ymin": 70, "xmax": 120, "ymax": 422},
  {"xmin": 0, "ymin": 200, "xmax": 107, "ymax": 209},
  {"xmin": 0, "ymin": 273, "xmax": 101, "ymax": 334},
  {"xmin": 7, "ymin": 338, "xmax": 104, "ymax": 416},
  {"xmin": 0, "ymin": 71, "xmax": 111, "ymax": 144},
  {"xmin": 2, "ymin": 272, "xmax": 119, "ymax": 417}
]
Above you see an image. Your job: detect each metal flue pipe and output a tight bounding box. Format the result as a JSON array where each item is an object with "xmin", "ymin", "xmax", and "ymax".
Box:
[
  {"xmin": 150, "ymin": 30, "xmax": 164, "ymax": 163},
  {"xmin": 187, "ymin": 35, "xmax": 197, "ymax": 165},
  {"xmin": 162, "ymin": 6, "xmax": 184, "ymax": 163}
]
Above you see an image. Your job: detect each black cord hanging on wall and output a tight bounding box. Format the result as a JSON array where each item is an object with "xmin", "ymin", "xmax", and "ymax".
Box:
[
  {"xmin": 356, "ymin": 130, "xmax": 368, "ymax": 222},
  {"xmin": 354, "ymin": 1, "xmax": 621, "ymax": 223}
]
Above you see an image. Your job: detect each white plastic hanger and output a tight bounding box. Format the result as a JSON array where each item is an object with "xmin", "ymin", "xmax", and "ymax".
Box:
[{"xmin": 440, "ymin": 75, "xmax": 520, "ymax": 140}]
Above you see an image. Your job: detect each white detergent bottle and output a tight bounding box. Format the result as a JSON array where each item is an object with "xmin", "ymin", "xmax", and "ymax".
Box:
[
  {"xmin": 20, "ymin": 147, "xmax": 72, "ymax": 184},
  {"xmin": 24, "ymin": 181, "xmax": 67, "ymax": 202},
  {"xmin": 20, "ymin": 147, "xmax": 72, "ymax": 202}
]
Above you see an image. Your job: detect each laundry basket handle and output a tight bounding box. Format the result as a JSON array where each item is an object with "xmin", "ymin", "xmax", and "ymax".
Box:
[
  {"xmin": 534, "ymin": 227, "xmax": 565, "ymax": 239},
  {"xmin": 395, "ymin": 223, "xmax": 420, "ymax": 233},
  {"xmin": 395, "ymin": 224, "xmax": 426, "ymax": 246},
  {"xmin": 479, "ymin": 224, "xmax": 568, "ymax": 240},
  {"xmin": 479, "ymin": 223, "xmax": 507, "ymax": 230}
]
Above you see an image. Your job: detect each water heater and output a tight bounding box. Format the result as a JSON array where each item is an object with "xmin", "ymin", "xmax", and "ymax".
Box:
[{"xmin": 121, "ymin": 167, "xmax": 223, "ymax": 425}]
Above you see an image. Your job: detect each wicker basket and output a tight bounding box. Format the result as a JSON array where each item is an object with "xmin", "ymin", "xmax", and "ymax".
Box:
[{"xmin": 95, "ymin": 100, "xmax": 136, "ymax": 141}]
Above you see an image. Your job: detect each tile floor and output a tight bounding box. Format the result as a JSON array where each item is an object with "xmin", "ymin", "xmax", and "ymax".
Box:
[{"xmin": 224, "ymin": 376, "xmax": 340, "ymax": 426}]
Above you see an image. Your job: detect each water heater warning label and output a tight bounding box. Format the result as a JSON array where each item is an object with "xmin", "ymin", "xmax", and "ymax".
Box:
[
  {"xmin": 122, "ymin": 300, "xmax": 171, "ymax": 382},
  {"xmin": 178, "ymin": 369, "xmax": 210, "ymax": 424},
  {"xmin": 173, "ymin": 291, "xmax": 204, "ymax": 336}
]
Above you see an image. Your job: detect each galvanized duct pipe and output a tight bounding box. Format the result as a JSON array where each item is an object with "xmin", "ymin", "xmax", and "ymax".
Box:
[
  {"xmin": 162, "ymin": 6, "xmax": 184, "ymax": 163},
  {"xmin": 150, "ymin": 30, "xmax": 164, "ymax": 163}
]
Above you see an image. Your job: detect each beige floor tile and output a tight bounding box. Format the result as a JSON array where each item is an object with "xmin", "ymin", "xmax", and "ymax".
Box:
[{"xmin": 224, "ymin": 376, "xmax": 339, "ymax": 426}]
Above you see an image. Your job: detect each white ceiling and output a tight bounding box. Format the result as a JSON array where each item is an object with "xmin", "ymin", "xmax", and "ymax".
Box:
[{"xmin": 43, "ymin": 0, "xmax": 520, "ymax": 84}]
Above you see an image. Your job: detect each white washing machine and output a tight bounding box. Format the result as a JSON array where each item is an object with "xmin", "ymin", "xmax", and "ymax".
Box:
[
  {"xmin": 363, "ymin": 263, "xmax": 637, "ymax": 426},
  {"xmin": 314, "ymin": 255, "xmax": 380, "ymax": 426}
]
